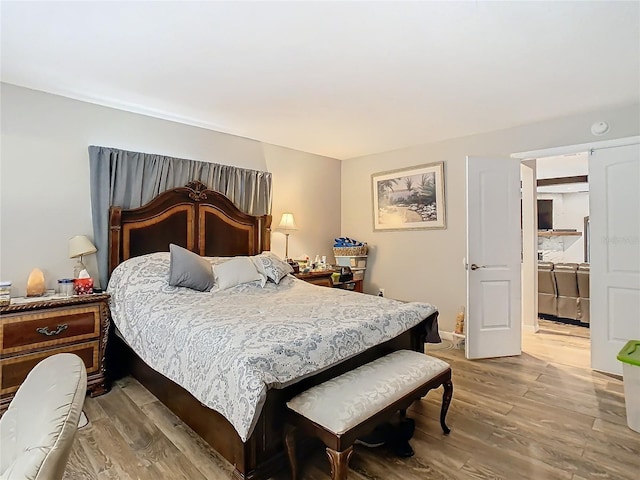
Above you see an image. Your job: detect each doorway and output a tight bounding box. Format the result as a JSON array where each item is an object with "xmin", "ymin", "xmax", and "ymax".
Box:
[
  {"xmin": 514, "ymin": 137, "xmax": 640, "ymax": 375},
  {"xmin": 533, "ymin": 153, "xmax": 591, "ymax": 340},
  {"xmin": 465, "ymin": 137, "xmax": 639, "ymax": 374},
  {"xmin": 520, "ymin": 154, "xmax": 590, "ymax": 336}
]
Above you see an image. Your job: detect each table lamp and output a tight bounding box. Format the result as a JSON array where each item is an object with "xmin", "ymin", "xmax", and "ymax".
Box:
[
  {"xmin": 277, "ymin": 213, "xmax": 298, "ymax": 261},
  {"xmin": 69, "ymin": 235, "xmax": 97, "ymax": 278}
]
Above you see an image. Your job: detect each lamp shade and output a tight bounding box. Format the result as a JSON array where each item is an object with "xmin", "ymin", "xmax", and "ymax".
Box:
[
  {"xmin": 69, "ymin": 235, "xmax": 97, "ymax": 259},
  {"xmin": 278, "ymin": 213, "xmax": 298, "ymax": 231}
]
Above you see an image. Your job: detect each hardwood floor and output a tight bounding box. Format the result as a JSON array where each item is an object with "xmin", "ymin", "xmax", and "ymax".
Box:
[{"xmin": 64, "ymin": 325, "xmax": 639, "ymax": 479}]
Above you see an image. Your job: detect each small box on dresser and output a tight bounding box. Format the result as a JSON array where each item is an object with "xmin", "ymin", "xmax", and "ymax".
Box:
[{"xmin": 0, "ymin": 293, "xmax": 110, "ymax": 413}]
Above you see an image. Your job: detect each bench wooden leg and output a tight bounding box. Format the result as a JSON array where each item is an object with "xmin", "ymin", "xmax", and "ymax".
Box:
[
  {"xmin": 284, "ymin": 425, "xmax": 298, "ymax": 480},
  {"xmin": 326, "ymin": 446, "xmax": 353, "ymax": 480},
  {"xmin": 440, "ymin": 380, "xmax": 453, "ymax": 434}
]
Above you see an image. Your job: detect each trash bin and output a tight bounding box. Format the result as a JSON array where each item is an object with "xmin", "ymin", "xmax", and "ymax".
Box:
[{"xmin": 617, "ymin": 340, "xmax": 640, "ymax": 433}]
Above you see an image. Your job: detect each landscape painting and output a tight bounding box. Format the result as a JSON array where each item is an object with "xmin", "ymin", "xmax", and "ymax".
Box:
[{"xmin": 372, "ymin": 162, "xmax": 446, "ymax": 231}]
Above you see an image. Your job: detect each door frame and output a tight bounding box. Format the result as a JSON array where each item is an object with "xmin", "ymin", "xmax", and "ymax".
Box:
[
  {"xmin": 512, "ymin": 136, "xmax": 640, "ymax": 362},
  {"xmin": 520, "ymin": 160, "xmax": 538, "ymax": 333},
  {"xmin": 512, "ymin": 136, "xmax": 640, "ymax": 160}
]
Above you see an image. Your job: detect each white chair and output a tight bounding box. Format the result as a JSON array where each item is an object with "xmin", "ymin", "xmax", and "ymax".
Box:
[{"xmin": 0, "ymin": 353, "xmax": 87, "ymax": 480}]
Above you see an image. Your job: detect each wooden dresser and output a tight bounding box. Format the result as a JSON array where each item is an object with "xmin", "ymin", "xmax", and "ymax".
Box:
[{"xmin": 0, "ymin": 294, "xmax": 110, "ymax": 413}]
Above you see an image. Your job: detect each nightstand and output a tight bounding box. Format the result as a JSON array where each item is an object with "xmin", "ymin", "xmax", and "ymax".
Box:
[
  {"xmin": 294, "ymin": 271, "xmax": 334, "ymax": 287},
  {"xmin": 294, "ymin": 271, "xmax": 364, "ymax": 293},
  {"xmin": 0, "ymin": 294, "xmax": 110, "ymax": 413}
]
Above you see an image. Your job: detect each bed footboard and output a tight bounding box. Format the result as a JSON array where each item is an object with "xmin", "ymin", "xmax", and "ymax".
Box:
[{"xmin": 106, "ymin": 311, "xmax": 438, "ymax": 480}]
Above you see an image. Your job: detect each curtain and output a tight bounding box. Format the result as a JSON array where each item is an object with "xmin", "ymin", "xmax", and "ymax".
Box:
[{"xmin": 89, "ymin": 146, "xmax": 272, "ymax": 288}]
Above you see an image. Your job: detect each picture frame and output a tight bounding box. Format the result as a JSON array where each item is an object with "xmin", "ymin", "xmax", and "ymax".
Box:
[{"xmin": 371, "ymin": 162, "xmax": 446, "ymax": 231}]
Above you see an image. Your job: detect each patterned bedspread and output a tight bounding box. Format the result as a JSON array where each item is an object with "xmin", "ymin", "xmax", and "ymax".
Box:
[{"xmin": 107, "ymin": 253, "xmax": 437, "ymax": 441}]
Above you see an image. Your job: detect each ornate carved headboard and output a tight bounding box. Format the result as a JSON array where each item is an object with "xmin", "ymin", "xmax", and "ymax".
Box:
[{"xmin": 108, "ymin": 181, "xmax": 271, "ymax": 275}]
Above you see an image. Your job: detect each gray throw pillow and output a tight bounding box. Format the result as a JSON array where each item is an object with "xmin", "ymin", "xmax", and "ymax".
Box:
[{"xmin": 168, "ymin": 244, "xmax": 215, "ymax": 291}]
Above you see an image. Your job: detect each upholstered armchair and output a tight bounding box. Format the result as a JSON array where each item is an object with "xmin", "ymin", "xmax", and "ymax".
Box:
[
  {"xmin": 537, "ymin": 261, "xmax": 557, "ymax": 316},
  {"xmin": 577, "ymin": 263, "xmax": 590, "ymax": 324},
  {"xmin": 0, "ymin": 353, "xmax": 87, "ymax": 480},
  {"xmin": 554, "ymin": 263, "xmax": 580, "ymax": 320}
]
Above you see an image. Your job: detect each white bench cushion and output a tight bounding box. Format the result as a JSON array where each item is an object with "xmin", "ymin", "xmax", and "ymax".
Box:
[{"xmin": 287, "ymin": 350, "xmax": 449, "ymax": 435}]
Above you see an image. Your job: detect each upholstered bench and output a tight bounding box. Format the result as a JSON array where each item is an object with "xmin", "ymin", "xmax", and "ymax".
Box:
[{"xmin": 285, "ymin": 350, "xmax": 453, "ymax": 480}]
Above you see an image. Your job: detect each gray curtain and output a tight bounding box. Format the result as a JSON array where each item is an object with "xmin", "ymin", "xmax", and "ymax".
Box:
[{"xmin": 89, "ymin": 146, "xmax": 272, "ymax": 288}]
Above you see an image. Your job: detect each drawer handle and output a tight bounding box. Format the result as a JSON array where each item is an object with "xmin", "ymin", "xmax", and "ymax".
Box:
[{"xmin": 36, "ymin": 324, "xmax": 68, "ymax": 336}]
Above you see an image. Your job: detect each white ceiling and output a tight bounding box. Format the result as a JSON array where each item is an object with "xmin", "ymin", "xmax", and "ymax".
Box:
[{"xmin": 1, "ymin": 1, "xmax": 639, "ymax": 160}]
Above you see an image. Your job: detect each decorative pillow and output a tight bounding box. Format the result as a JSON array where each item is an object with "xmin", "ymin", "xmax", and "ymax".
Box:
[
  {"xmin": 252, "ymin": 252, "xmax": 293, "ymax": 284},
  {"xmin": 213, "ymin": 257, "xmax": 265, "ymax": 291},
  {"xmin": 168, "ymin": 244, "xmax": 216, "ymax": 291}
]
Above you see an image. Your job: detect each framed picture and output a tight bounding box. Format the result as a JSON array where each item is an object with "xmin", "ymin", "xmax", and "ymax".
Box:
[{"xmin": 372, "ymin": 162, "xmax": 446, "ymax": 231}]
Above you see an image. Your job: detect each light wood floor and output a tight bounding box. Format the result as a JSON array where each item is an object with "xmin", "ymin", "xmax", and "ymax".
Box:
[{"xmin": 64, "ymin": 324, "xmax": 639, "ymax": 479}]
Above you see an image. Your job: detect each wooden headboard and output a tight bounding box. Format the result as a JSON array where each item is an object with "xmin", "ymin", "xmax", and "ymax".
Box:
[{"xmin": 108, "ymin": 180, "xmax": 271, "ymax": 276}]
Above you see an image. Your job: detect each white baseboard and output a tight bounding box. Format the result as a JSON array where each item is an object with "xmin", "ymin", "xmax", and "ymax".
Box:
[
  {"xmin": 439, "ymin": 330, "xmax": 453, "ymax": 341},
  {"xmin": 439, "ymin": 330, "xmax": 465, "ymax": 346}
]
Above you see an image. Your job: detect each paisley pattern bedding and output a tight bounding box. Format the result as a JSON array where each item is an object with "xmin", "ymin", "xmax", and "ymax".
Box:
[{"xmin": 107, "ymin": 253, "xmax": 437, "ymax": 441}]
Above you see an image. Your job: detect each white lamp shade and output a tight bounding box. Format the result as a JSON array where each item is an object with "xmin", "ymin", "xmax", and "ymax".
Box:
[
  {"xmin": 69, "ymin": 235, "xmax": 97, "ymax": 258},
  {"xmin": 278, "ymin": 213, "xmax": 298, "ymax": 231}
]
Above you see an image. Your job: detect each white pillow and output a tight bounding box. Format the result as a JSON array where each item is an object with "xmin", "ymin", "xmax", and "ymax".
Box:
[
  {"xmin": 213, "ymin": 257, "xmax": 265, "ymax": 291},
  {"xmin": 252, "ymin": 252, "xmax": 293, "ymax": 284}
]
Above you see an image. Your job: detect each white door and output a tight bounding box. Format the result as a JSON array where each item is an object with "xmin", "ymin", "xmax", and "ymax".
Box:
[
  {"xmin": 466, "ymin": 156, "xmax": 522, "ymax": 359},
  {"xmin": 590, "ymin": 144, "xmax": 640, "ymax": 375}
]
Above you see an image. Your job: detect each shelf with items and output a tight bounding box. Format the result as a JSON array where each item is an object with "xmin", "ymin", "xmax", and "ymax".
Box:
[
  {"xmin": 537, "ymin": 231, "xmax": 582, "ymax": 238},
  {"xmin": 335, "ymin": 255, "xmax": 368, "ymax": 269},
  {"xmin": 334, "ymin": 255, "xmax": 366, "ymax": 293},
  {"xmin": 332, "ymin": 238, "xmax": 368, "ymax": 293}
]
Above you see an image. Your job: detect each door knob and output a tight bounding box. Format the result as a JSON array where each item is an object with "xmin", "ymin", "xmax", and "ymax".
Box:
[{"xmin": 470, "ymin": 263, "xmax": 486, "ymax": 270}]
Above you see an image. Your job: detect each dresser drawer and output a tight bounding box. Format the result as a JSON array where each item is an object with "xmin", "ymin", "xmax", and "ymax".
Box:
[
  {"xmin": 304, "ymin": 277, "xmax": 333, "ymax": 287},
  {"xmin": 1, "ymin": 305, "xmax": 101, "ymax": 354},
  {"xmin": 0, "ymin": 341, "xmax": 99, "ymax": 396}
]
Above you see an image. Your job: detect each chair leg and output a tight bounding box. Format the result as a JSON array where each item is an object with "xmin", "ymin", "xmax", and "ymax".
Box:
[
  {"xmin": 440, "ymin": 380, "xmax": 453, "ymax": 434},
  {"xmin": 284, "ymin": 425, "xmax": 298, "ymax": 480},
  {"xmin": 325, "ymin": 446, "xmax": 354, "ymax": 480}
]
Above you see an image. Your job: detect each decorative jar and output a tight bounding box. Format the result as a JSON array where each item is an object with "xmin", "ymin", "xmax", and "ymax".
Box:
[
  {"xmin": 58, "ymin": 279, "xmax": 75, "ymax": 297},
  {"xmin": 73, "ymin": 278, "xmax": 94, "ymax": 295}
]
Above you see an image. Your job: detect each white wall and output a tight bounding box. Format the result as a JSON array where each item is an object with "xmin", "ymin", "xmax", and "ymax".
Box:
[
  {"xmin": 537, "ymin": 153, "xmax": 588, "ymax": 178},
  {"xmin": 537, "ymin": 192, "xmax": 589, "ymax": 263},
  {"xmin": 264, "ymin": 143, "xmax": 341, "ymax": 263},
  {"xmin": 341, "ymin": 103, "xmax": 640, "ymax": 331},
  {"xmin": 0, "ymin": 84, "xmax": 341, "ymax": 295}
]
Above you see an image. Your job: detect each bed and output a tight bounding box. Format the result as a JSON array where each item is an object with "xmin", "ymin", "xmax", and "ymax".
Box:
[{"xmin": 107, "ymin": 180, "xmax": 440, "ymax": 480}]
